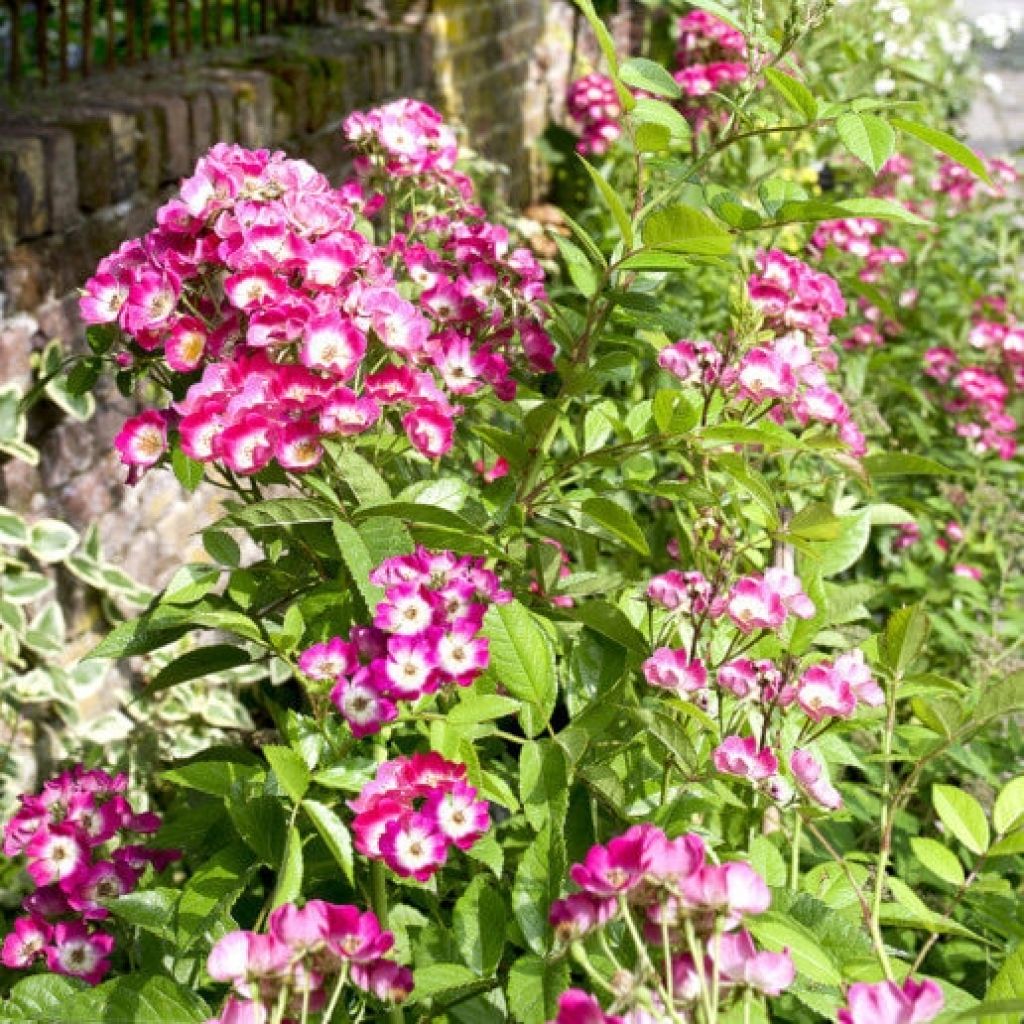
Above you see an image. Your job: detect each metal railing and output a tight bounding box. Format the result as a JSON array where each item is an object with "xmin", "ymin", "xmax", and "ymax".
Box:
[{"xmin": 1, "ymin": 0, "xmax": 359, "ymax": 90}]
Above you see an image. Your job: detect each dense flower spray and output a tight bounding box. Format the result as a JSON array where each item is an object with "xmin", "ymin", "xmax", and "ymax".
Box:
[
  {"xmin": 547, "ymin": 824, "xmax": 792, "ymax": 1021},
  {"xmin": 645, "ymin": 560, "xmax": 881, "ymax": 812},
  {"xmin": 350, "ymin": 753, "xmax": 489, "ymax": 880},
  {"xmin": 1, "ymin": 766, "xmax": 177, "ymax": 984},
  {"xmin": 297, "ymin": 548, "xmax": 510, "ymax": 737},
  {"xmin": 82, "ymin": 100, "xmax": 554, "ymax": 481},
  {"xmin": 204, "ymin": 899, "xmax": 412, "ymax": 1023},
  {"xmin": 658, "ymin": 250, "xmax": 867, "ymax": 457}
]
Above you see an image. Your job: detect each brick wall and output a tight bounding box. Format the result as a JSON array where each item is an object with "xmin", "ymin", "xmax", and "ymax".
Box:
[{"xmin": 0, "ymin": 6, "xmax": 566, "ymax": 598}]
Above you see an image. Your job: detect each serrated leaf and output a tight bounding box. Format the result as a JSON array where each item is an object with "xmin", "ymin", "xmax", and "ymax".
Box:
[
  {"xmin": 579, "ymin": 156, "xmax": 634, "ymax": 246},
  {"xmin": 891, "ymin": 117, "xmax": 991, "ymax": 184},
  {"xmin": 146, "ymin": 645, "xmax": 252, "ymax": 697},
  {"xmin": 933, "ymin": 784, "xmax": 990, "ymax": 855},
  {"xmin": 303, "ymin": 799, "xmax": 355, "ymax": 885},
  {"xmin": 642, "ymin": 203, "xmax": 732, "ymax": 255},
  {"xmin": 994, "ymin": 778, "xmax": 1024, "ymax": 836},
  {"xmin": 453, "ymin": 875, "xmax": 507, "ymax": 976},
  {"xmin": 911, "ymin": 837, "xmax": 965, "ymax": 886},
  {"xmin": 581, "ymin": 496, "xmax": 650, "ymax": 556},
  {"xmin": 836, "ymin": 112, "xmax": 895, "ymax": 174},
  {"xmin": 620, "ymin": 57, "xmax": 681, "ymax": 99},
  {"xmin": 483, "ymin": 601, "xmax": 557, "ymax": 737},
  {"xmin": 508, "ymin": 955, "xmax": 570, "ymax": 1024},
  {"xmin": 270, "ymin": 825, "xmax": 304, "ymax": 909},
  {"xmin": 553, "ymin": 235, "xmax": 599, "ymax": 297},
  {"xmin": 764, "ymin": 67, "xmax": 817, "ymax": 121},
  {"xmin": 264, "ymin": 745, "xmax": 311, "ymax": 803}
]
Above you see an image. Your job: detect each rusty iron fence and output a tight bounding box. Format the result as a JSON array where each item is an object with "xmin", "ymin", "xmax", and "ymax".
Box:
[{"xmin": 1, "ymin": 0, "xmax": 361, "ymax": 89}]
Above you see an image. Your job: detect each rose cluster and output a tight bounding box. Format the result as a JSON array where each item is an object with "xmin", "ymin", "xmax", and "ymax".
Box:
[
  {"xmin": 566, "ymin": 73, "xmax": 623, "ymax": 156},
  {"xmin": 343, "ymin": 97, "xmax": 472, "ymax": 199},
  {"xmin": 674, "ymin": 10, "xmax": 748, "ymax": 99},
  {"xmin": 349, "ymin": 753, "xmax": 489, "ymax": 881},
  {"xmin": 547, "ymin": 824, "xmax": 793, "ymax": 1022},
  {"xmin": 82, "ymin": 101, "xmax": 554, "ymax": 482},
  {"xmin": 659, "ymin": 249, "xmax": 866, "ymax": 455},
  {"xmin": 932, "ymin": 154, "xmax": 1018, "ymax": 208},
  {"xmin": 1, "ymin": 766, "xmax": 177, "ymax": 984},
  {"xmin": 645, "ymin": 566, "xmax": 882, "ymax": 811},
  {"xmin": 205, "ymin": 899, "xmax": 412, "ymax": 1024},
  {"xmin": 838, "ymin": 978, "xmax": 944, "ymax": 1024},
  {"xmin": 297, "ymin": 548, "xmax": 510, "ymax": 738},
  {"xmin": 923, "ymin": 297, "xmax": 1021, "ymax": 460}
]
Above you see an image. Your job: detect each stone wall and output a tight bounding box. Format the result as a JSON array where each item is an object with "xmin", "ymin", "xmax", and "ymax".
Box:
[{"xmin": 0, "ymin": 6, "xmax": 568, "ymax": 594}]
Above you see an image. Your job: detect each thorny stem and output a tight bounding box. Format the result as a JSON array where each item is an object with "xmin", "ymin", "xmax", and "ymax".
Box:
[
  {"xmin": 910, "ymin": 846, "xmax": 993, "ymax": 974},
  {"xmin": 870, "ymin": 673, "xmax": 900, "ymax": 979},
  {"xmin": 801, "ymin": 813, "xmax": 894, "ymax": 980}
]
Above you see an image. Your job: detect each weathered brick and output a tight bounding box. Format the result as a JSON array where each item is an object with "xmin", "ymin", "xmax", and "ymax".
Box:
[
  {"xmin": 203, "ymin": 81, "xmax": 238, "ymax": 143},
  {"xmin": 50, "ymin": 108, "xmax": 139, "ymax": 211},
  {"xmin": 141, "ymin": 93, "xmax": 192, "ymax": 182},
  {"xmin": 0, "ymin": 134, "xmax": 49, "ymax": 240},
  {"xmin": 203, "ymin": 68, "xmax": 274, "ymax": 148},
  {"xmin": 187, "ymin": 90, "xmax": 215, "ymax": 159}
]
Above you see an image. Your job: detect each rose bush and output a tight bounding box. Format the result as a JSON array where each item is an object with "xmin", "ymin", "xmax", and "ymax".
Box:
[{"xmin": 2, "ymin": 1, "xmax": 1023, "ymax": 1022}]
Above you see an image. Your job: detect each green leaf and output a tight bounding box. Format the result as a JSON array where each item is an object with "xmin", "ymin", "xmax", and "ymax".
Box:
[
  {"xmin": 270, "ymin": 825, "xmax": 304, "ymax": 909},
  {"xmin": 1, "ymin": 975, "xmax": 87, "ymax": 1022},
  {"xmin": 104, "ymin": 888, "xmax": 179, "ymax": 936},
  {"xmin": 616, "ymin": 251, "xmax": 693, "ymax": 273},
  {"xmin": 27, "ymin": 519, "xmax": 78, "ymax": 563},
  {"xmin": 64, "ymin": 975, "xmax": 210, "ymax": 1024},
  {"xmin": 643, "ymin": 203, "xmax": 732, "ymax": 256},
  {"xmin": 911, "ymin": 837, "xmax": 965, "ymax": 887},
  {"xmin": 864, "ymin": 453, "xmax": 951, "ymax": 477},
  {"xmin": 0, "ymin": 507, "xmax": 29, "ymax": 546},
  {"xmin": 579, "ymin": 157, "xmax": 634, "ymax": 247},
  {"xmin": 161, "ymin": 756, "xmax": 263, "ymax": 798},
  {"xmin": 86, "ymin": 323, "xmax": 119, "ymax": 354},
  {"xmin": 448, "ymin": 693, "xmax": 523, "ymax": 726},
  {"xmin": 836, "ymin": 112, "xmax": 895, "ymax": 174},
  {"xmin": 303, "ymin": 799, "xmax": 355, "ymax": 885},
  {"xmin": 513, "ymin": 825, "xmax": 563, "ymax": 955},
  {"xmin": 203, "ymin": 529, "xmax": 242, "ymax": 567},
  {"xmin": 961, "ymin": 1001, "xmax": 1024, "ymax": 1022},
  {"xmin": 581, "ymin": 496, "xmax": 650, "ymax": 556},
  {"xmin": 891, "ymin": 117, "xmax": 991, "ymax": 184},
  {"xmin": 175, "ymin": 842, "xmax": 257, "ymax": 947},
  {"xmin": 453, "ymin": 875, "xmax": 507, "ymax": 976},
  {"xmin": 408, "ymin": 963, "xmax": 482, "ymax": 1005},
  {"xmin": 621, "ymin": 57, "xmax": 681, "ymax": 99},
  {"xmin": 161, "ymin": 564, "xmax": 221, "ymax": 606},
  {"xmin": 146, "ymin": 645, "xmax": 252, "ymax": 697},
  {"xmin": 979, "ymin": 945, "xmax": 1024, "ymax": 1024},
  {"xmin": 933, "ymin": 784, "xmax": 990, "ymax": 855},
  {"xmin": 264, "ymin": 745, "xmax": 311, "ymax": 803},
  {"xmin": 567, "ymin": 600, "xmax": 648, "ymax": 654},
  {"xmin": 507, "ymin": 955, "xmax": 570, "ymax": 1024},
  {"xmin": 994, "ymin": 778, "xmax": 1024, "ymax": 835},
  {"xmin": 884, "ymin": 604, "xmax": 929, "ymax": 676},
  {"xmin": 483, "ymin": 601, "xmax": 557, "ymax": 737},
  {"xmin": 970, "ymin": 672, "xmax": 1024, "ymax": 733},
  {"xmin": 747, "ymin": 913, "xmax": 842, "ymax": 986},
  {"xmin": 328, "ymin": 445, "xmax": 393, "ymax": 504},
  {"xmin": 758, "ymin": 178, "xmax": 808, "ymax": 217},
  {"xmin": 553, "ymin": 235, "xmax": 599, "ymax": 297},
  {"xmin": 764, "ymin": 67, "xmax": 817, "ymax": 121},
  {"xmin": 835, "ymin": 197, "xmax": 930, "ymax": 226},
  {"xmin": 170, "ymin": 447, "xmax": 204, "ymax": 492},
  {"xmin": 216, "ymin": 497, "xmax": 336, "ymax": 531},
  {"xmin": 630, "ymin": 98, "xmax": 691, "ymax": 150},
  {"xmin": 800, "ymin": 509, "xmax": 871, "ymax": 577}
]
